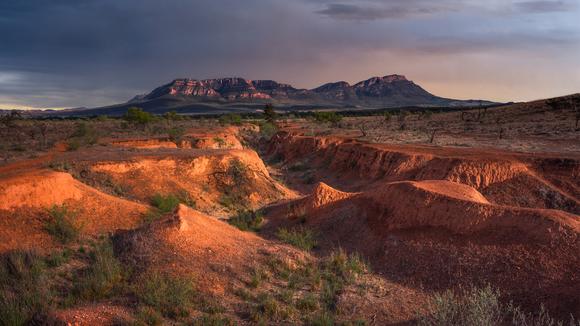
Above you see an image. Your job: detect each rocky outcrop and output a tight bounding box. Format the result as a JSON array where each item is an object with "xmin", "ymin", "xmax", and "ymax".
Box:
[{"xmin": 139, "ymin": 74, "xmax": 490, "ymax": 108}]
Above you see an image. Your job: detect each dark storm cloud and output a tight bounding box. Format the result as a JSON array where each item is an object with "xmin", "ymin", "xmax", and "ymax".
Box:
[
  {"xmin": 514, "ymin": 0, "xmax": 574, "ymax": 13},
  {"xmin": 313, "ymin": 1, "xmax": 458, "ymax": 21},
  {"xmin": 314, "ymin": 3, "xmax": 438, "ymax": 20},
  {"xmin": 0, "ymin": 0, "xmax": 579, "ymax": 107}
]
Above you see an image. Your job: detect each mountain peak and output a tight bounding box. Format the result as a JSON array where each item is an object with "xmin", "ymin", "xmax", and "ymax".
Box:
[{"xmin": 137, "ymin": 74, "xmax": 494, "ymax": 108}]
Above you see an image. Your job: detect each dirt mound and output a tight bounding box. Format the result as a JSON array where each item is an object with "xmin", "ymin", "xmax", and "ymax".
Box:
[
  {"xmin": 306, "ymin": 182, "xmax": 354, "ymax": 210},
  {"xmin": 0, "ymin": 169, "xmax": 146, "ymax": 253},
  {"xmin": 265, "ymin": 179, "xmax": 580, "ymax": 316},
  {"xmin": 90, "ymin": 149, "xmax": 296, "ymax": 217},
  {"xmin": 360, "ymin": 180, "xmax": 578, "ymax": 240},
  {"xmin": 113, "ymin": 204, "xmax": 304, "ymax": 294},
  {"xmin": 0, "ymin": 170, "xmax": 84, "ymax": 210}
]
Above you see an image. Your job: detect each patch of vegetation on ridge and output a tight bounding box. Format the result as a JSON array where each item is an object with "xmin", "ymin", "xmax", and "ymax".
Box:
[
  {"xmin": 44, "ymin": 204, "xmax": 82, "ymax": 244},
  {"xmin": 228, "ymin": 210, "xmax": 264, "ymax": 231},
  {"xmin": 276, "ymin": 226, "xmax": 318, "ymax": 251},
  {"xmin": 235, "ymin": 248, "xmax": 370, "ymax": 325}
]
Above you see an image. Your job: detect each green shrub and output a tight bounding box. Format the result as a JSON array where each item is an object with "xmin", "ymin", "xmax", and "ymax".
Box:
[
  {"xmin": 219, "ymin": 193, "xmax": 236, "ymax": 211},
  {"xmin": 167, "ymin": 127, "xmax": 185, "ymax": 143},
  {"xmin": 45, "ymin": 248, "xmax": 73, "ymax": 268},
  {"xmin": 228, "ymin": 159, "xmax": 248, "ymax": 186},
  {"xmin": 323, "ymin": 248, "xmax": 368, "ymax": 283},
  {"xmin": 44, "ymin": 205, "xmax": 81, "ymax": 244},
  {"xmin": 133, "ymin": 272, "xmax": 196, "ymax": 319},
  {"xmin": 125, "ymin": 107, "xmax": 154, "ymax": 125},
  {"xmin": 259, "ymin": 122, "xmax": 278, "ymax": 140},
  {"xmin": 67, "ymin": 138, "xmax": 82, "ymax": 151},
  {"xmin": 0, "ymin": 251, "xmax": 52, "ymax": 326},
  {"xmin": 134, "ymin": 306, "xmax": 163, "ymax": 326},
  {"xmin": 213, "ymin": 137, "xmax": 226, "ymax": 148},
  {"xmin": 68, "ymin": 122, "xmax": 99, "ymax": 149},
  {"xmin": 71, "ymin": 240, "xmax": 125, "ymax": 302},
  {"xmin": 228, "ymin": 210, "xmax": 263, "ymax": 231},
  {"xmin": 249, "ymin": 267, "xmax": 267, "ymax": 289},
  {"xmin": 47, "ymin": 160, "xmax": 71, "ymax": 172},
  {"xmin": 276, "ymin": 226, "xmax": 317, "ymax": 251},
  {"xmin": 296, "ymin": 293, "xmax": 318, "ymax": 312},
  {"xmin": 312, "ymin": 111, "xmax": 342, "ymax": 125},
  {"xmin": 163, "ymin": 110, "xmax": 181, "ymax": 121},
  {"xmin": 150, "ymin": 194, "xmax": 180, "ymax": 213},
  {"xmin": 263, "ymin": 104, "xmax": 277, "ymax": 123},
  {"xmin": 251, "ymin": 293, "xmax": 289, "ymax": 323},
  {"xmin": 218, "ymin": 113, "xmax": 242, "ymax": 126}
]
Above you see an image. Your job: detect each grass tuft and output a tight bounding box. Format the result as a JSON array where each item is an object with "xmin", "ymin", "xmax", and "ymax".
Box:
[
  {"xmin": 133, "ymin": 272, "xmax": 196, "ymax": 319},
  {"xmin": 44, "ymin": 204, "xmax": 81, "ymax": 244},
  {"xmin": 0, "ymin": 251, "xmax": 52, "ymax": 326},
  {"xmin": 70, "ymin": 239, "xmax": 125, "ymax": 302},
  {"xmin": 418, "ymin": 285, "xmax": 503, "ymax": 326},
  {"xmin": 276, "ymin": 226, "xmax": 317, "ymax": 251}
]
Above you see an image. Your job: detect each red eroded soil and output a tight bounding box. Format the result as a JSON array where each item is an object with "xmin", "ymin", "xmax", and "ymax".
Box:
[
  {"xmin": 0, "ymin": 168, "xmax": 146, "ymax": 253},
  {"xmin": 263, "ymin": 133, "xmax": 580, "ymax": 317},
  {"xmin": 113, "ymin": 204, "xmax": 307, "ymax": 295}
]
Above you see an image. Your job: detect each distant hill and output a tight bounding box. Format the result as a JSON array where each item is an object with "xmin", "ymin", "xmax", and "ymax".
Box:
[{"xmin": 44, "ymin": 75, "xmax": 498, "ymax": 117}]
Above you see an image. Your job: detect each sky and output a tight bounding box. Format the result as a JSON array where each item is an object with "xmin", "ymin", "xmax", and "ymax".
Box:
[{"xmin": 0, "ymin": 0, "xmax": 579, "ymax": 109}]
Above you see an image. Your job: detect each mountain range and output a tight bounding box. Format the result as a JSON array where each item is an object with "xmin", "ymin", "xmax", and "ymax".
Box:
[{"xmin": 42, "ymin": 75, "xmax": 498, "ymax": 116}]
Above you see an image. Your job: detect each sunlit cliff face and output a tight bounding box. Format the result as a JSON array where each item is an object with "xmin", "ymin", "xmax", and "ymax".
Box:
[{"xmin": 0, "ymin": 0, "xmax": 579, "ymax": 109}]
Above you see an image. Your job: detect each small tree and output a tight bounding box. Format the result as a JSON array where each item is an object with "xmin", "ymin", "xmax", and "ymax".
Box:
[
  {"xmin": 263, "ymin": 104, "xmax": 277, "ymax": 123},
  {"xmin": 125, "ymin": 107, "xmax": 154, "ymax": 125},
  {"xmin": 163, "ymin": 110, "xmax": 181, "ymax": 121}
]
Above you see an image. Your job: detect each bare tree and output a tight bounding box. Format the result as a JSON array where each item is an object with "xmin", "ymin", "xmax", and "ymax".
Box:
[
  {"xmin": 357, "ymin": 121, "xmax": 368, "ymax": 137},
  {"xmin": 33, "ymin": 121, "xmax": 49, "ymax": 149},
  {"xmin": 398, "ymin": 112, "xmax": 408, "ymax": 131},
  {"xmin": 495, "ymin": 117, "xmax": 505, "ymax": 139}
]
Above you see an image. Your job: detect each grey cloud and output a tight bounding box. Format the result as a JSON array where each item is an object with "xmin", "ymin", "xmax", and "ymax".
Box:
[
  {"xmin": 514, "ymin": 0, "xmax": 574, "ymax": 13},
  {"xmin": 0, "ymin": 0, "xmax": 579, "ymax": 108},
  {"xmin": 314, "ymin": 2, "xmax": 452, "ymax": 21}
]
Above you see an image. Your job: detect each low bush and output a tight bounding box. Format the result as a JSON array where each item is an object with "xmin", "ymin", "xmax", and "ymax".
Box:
[
  {"xmin": 71, "ymin": 240, "xmax": 125, "ymax": 302},
  {"xmin": 259, "ymin": 121, "xmax": 278, "ymax": 140},
  {"xmin": 44, "ymin": 205, "xmax": 81, "ymax": 244},
  {"xmin": 167, "ymin": 127, "xmax": 185, "ymax": 143},
  {"xmin": 228, "ymin": 210, "xmax": 263, "ymax": 231},
  {"xmin": 276, "ymin": 226, "xmax": 317, "ymax": 251},
  {"xmin": 218, "ymin": 113, "xmax": 242, "ymax": 126},
  {"xmin": 296, "ymin": 293, "xmax": 318, "ymax": 312},
  {"xmin": 312, "ymin": 111, "xmax": 342, "ymax": 125},
  {"xmin": 213, "ymin": 137, "xmax": 226, "ymax": 148},
  {"xmin": 150, "ymin": 194, "xmax": 180, "ymax": 213},
  {"xmin": 133, "ymin": 272, "xmax": 196, "ymax": 319},
  {"xmin": 45, "ymin": 248, "xmax": 73, "ymax": 268},
  {"xmin": 67, "ymin": 122, "xmax": 99, "ymax": 150},
  {"xmin": 125, "ymin": 107, "xmax": 154, "ymax": 125},
  {"xmin": 251, "ymin": 292, "xmax": 291, "ymax": 323}
]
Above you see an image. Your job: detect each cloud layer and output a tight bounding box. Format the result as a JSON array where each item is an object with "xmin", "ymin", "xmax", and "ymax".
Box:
[{"xmin": 0, "ymin": 0, "xmax": 579, "ymax": 108}]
